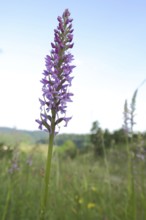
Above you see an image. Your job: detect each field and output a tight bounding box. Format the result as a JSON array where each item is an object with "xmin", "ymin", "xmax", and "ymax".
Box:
[{"xmin": 0, "ymin": 141, "xmax": 146, "ymax": 220}]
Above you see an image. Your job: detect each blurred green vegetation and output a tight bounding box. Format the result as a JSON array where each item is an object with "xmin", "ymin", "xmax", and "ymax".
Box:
[{"xmin": 0, "ymin": 124, "xmax": 146, "ymax": 219}]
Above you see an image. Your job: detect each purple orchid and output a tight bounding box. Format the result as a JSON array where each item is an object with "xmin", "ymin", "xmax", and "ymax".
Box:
[{"xmin": 36, "ymin": 9, "xmax": 75, "ymax": 134}]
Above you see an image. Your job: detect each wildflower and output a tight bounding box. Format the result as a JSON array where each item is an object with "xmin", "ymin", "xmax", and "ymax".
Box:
[
  {"xmin": 91, "ymin": 186, "xmax": 97, "ymax": 192},
  {"xmin": 8, "ymin": 150, "xmax": 20, "ymax": 174},
  {"xmin": 129, "ymin": 89, "xmax": 137, "ymax": 133},
  {"xmin": 136, "ymin": 153, "xmax": 145, "ymax": 160},
  {"xmin": 87, "ymin": 202, "xmax": 96, "ymax": 209},
  {"xmin": 123, "ymin": 89, "xmax": 138, "ymax": 135},
  {"xmin": 78, "ymin": 198, "xmax": 84, "ymax": 204},
  {"xmin": 26, "ymin": 155, "xmax": 33, "ymax": 166},
  {"xmin": 36, "ymin": 9, "xmax": 75, "ymax": 134},
  {"xmin": 37, "ymin": 9, "xmax": 75, "ymax": 220},
  {"xmin": 8, "ymin": 159, "xmax": 19, "ymax": 174},
  {"xmin": 75, "ymin": 195, "xmax": 84, "ymax": 204},
  {"xmin": 123, "ymin": 99, "xmax": 129, "ymax": 134}
]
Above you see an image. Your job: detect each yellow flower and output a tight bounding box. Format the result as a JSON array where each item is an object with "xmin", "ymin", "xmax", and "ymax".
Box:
[
  {"xmin": 87, "ymin": 202, "xmax": 96, "ymax": 209},
  {"xmin": 78, "ymin": 198, "xmax": 84, "ymax": 204},
  {"xmin": 91, "ymin": 186, "xmax": 97, "ymax": 192}
]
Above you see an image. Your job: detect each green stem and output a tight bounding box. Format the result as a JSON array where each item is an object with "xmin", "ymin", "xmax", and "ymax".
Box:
[
  {"xmin": 102, "ymin": 140, "xmax": 113, "ymax": 219},
  {"xmin": 2, "ymin": 184, "xmax": 11, "ymax": 220},
  {"xmin": 39, "ymin": 112, "xmax": 56, "ymax": 220},
  {"xmin": 126, "ymin": 134, "xmax": 136, "ymax": 220}
]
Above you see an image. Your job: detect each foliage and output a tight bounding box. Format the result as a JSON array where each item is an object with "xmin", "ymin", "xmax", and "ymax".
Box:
[
  {"xmin": 0, "ymin": 142, "xmax": 13, "ymax": 159},
  {"xmin": 55, "ymin": 133, "xmax": 90, "ymax": 148},
  {"xmin": 90, "ymin": 121, "xmax": 104, "ymax": 156},
  {"xmin": 1, "ymin": 142, "xmax": 146, "ymax": 220},
  {"xmin": 0, "ymin": 127, "xmax": 90, "ymax": 148},
  {"xmin": 0, "ymin": 128, "xmax": 34, "ymax": 147},
  {"xmin": 112, "ymin": 128, "xmax": 127, "ymax": 145},
  {"xmin": 56, "ymin": 140, "xmax": 77, "ymax": 159}
]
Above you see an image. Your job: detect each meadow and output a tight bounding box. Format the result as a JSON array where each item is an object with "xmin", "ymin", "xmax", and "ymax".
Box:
[
  {"xmin": 0, "ymin": 136, "xmax": 146, "ymax": 220},
  {"xmin": 1, "ymin": 7, "xmax": 145, "ymax": 220}
]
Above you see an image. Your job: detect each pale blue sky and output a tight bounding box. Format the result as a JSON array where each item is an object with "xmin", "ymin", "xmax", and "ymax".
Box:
[{"xmin": 0, "ymin": 0, "xmax": 146, "ymax": 133}]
